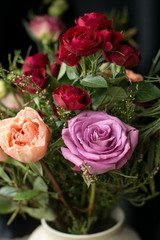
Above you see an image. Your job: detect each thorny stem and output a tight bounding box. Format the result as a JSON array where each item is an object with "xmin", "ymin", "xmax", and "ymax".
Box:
[
  {"xmin": 88, "ymin": 183, "xmax": 96, "ymax": 221},
  {"xmin": 40, "ymin": 160, "xmax": 74, "ymax": 216}
]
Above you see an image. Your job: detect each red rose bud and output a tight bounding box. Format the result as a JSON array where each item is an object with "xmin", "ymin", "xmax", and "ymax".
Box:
[
  {"xmin": 53, "ymin": 85, "xmax": 91, "ymax": 110},
  {"xmin": 103, "ymin": 44, "xmax": 141, "ymax": 68},
  {"xmin": 52, "ymin": 103, "xmax": 59, "ymax": 119},
  {"xmin": 59, "ymin": 26, "xmax": 102, "ymax": 66},
  {"xmin": 22, "ymin": 52, "xmax": 49, "ymax": 73},
  {"xmin": 75, "ymin": 12, "xmax": 113, "ymax": 31},
  {"xmin": 15, "ymin": 68, "xmax": 48, "ymax": 94},
  {"xmin": 50, "ymin": 64, "xmax": 61, "ymax": 78}
]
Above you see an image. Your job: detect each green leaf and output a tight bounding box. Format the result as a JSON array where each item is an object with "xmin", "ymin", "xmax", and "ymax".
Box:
[
  {"xmin": 92, "ymin": 88, "xmax": 108, "ymax": 110},
  {"xmin": 149, "ymin": 49, "xmax": 160, "ymax": 76},
  {"xmin": 23, "ymin": 207, "xmax": 56, "ymax": 221},
  {"xmin": 34, "ymin": 177, "xmax": 48, "ymax": 192},
  {"xmin": 147, "ymin": 141, "xmax": 155, "ymax": 172},
  {"xmin": 129, "ymin": 82, "xmax": 160, "ymax": 102},
  {"xmin": 110, "ymin": 63, "xmax": 123, "ymax": 78},
  {"xmin": 0, "ymin": 186, "xmax": 18, "ymax": 198},
  {"xmin": 81, "ymin": 75, "xmax": 108, "ymax": 88},
  {"xmin": 33, "ymin": 96, "xmax": 40, "ymax": 109},
  {"xmin": 106, "ymin": 87, "xmax": 127, "ymax": 103},
  {"xmin": 57, "ymin": 62, "xmax": 67, "ymax": 80},
  {"xmin": 29, "ymin": 162, "xmax": 43, "ymax": 176},
  {"xmin": 0, "ymin": 167, "xmax": 12, "ymax": 184},
  {"xmin": 33, "ymin": 177, "xmax": 49, "ymax": 207},
  {"xmin": 5, "ymin": 157, "xmax": 26, "ymax": 171},
  {"xmin": 13, "ymin": 190, "xmax": 41, "ymax": 200},
  {"xmin": 7, "ymin": 208, "xmax": 19, "ymax": 225},
  {"xmin": 66, "ymin": 65, "xmax": 80, "ymax": 80},
  {"xmin": 0, "ymin": 198, "xmax": 17, "ymax": 214}
]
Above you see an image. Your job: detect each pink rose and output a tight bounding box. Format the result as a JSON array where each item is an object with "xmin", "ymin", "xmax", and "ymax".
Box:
[
  {"xmin": 59, "ymin": 26, "xmax": 102, "ymax": 66},
  {"xmin": 22, "ymin": 52, "xmax": 49, "ymax": 73},
  {"xmin": 29, "ymin": 15, "xmax": 65, "ymax": 41},
  {"xmin": 61, "ymin": 110, "xmax": 138, "ymax": 175},
  {"xmin": 75, "ymin": 12, "xmax": 113, "ymax": 31},
  {"xmin": 103, "ymin": 44, "xmax": 141, "ymax": 68},
  {"xmin": 0, "ymin": 107, "xmax": 51, "ymax": 163},
  {"xmin": 0, "ymin": 147, "xmax": 8, "ymax": 162}
]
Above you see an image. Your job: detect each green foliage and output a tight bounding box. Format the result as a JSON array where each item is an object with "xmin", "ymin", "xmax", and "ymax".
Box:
[
  {"xmin": 81, "ymin": 75, "xmax": 108, "ymax": 88},
  {"xmin": 129, "ymin": 82, "xmax": 160, "ymax": 102}
]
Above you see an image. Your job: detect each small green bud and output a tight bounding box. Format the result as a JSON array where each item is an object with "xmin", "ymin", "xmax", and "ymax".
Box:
[
  {"xmin": 48, "ymin": 0, "xmax": 69, "ymax": 17},
  {"xmin": 0, "ymin": 80, "xmax": 7, "ymax": 99}
]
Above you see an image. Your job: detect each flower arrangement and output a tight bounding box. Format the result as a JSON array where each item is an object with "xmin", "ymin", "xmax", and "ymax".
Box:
[{"xmin": 0, "ymin": 9, "xmax": 160, "ymax": 235}]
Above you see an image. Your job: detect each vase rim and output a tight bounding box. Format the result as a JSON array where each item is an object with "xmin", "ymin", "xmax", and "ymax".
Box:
[{"xmin": 41, "ymin": 206, "xmax": 125, "ymax": 239}]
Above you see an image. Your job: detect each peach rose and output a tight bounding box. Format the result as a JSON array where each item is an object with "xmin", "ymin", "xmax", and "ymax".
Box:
[
  {"xmin": 0, "ymin": 147, "xmax": 8, "ymax": 162},
  {"xmin": 126, "ymin": 69, "xmax": 143, "ymax": 83},
  {"xmin": 0, "ymin": 107, "xmax": 51, "ymax": 163}
]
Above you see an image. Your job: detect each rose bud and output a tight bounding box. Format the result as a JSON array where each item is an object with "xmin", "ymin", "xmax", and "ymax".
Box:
[
  {"xmin": 15, "ymin": 68, "xmax": 48, "ymax": 94},
  {"xmin": 22, "ymin": 52, "xmax": 49, "ymax": 73},
  {"xmin": 29, "ymin": 15, "xmax": 65, "ymax": 42},
  {"xmin": 103, "ymin": 44, "xmax": 141, "ymax": 68},
  {"xmin": 59, "ymin": 26, "xmax": 102, "ymax": 66},
  {"xmin": 53, "ymin": 85, "xmax": 91, "ymax": 110},
  {"xmin": 75, "ymin": 12, "xmax": 113, "ymax": 31},
  {"xmin": 0, "ymin": 107, "xmax": 51, "ymax": 163},
  {"xmin": 0, "ymin": 80, "xmax": 7, "ymax": 99},
  {"xmin": 61, "ymin": 110, "xmax": 139, "ymax": 175},
  {"xmin": 50, "ymin": 64, "xmax": 61, "ymax": 78},
  {"xmin": 126, "ymin": 70, "xmax": 143, "ymax": 83},
  {"xmin": 0, "ymin": 147, "xmax": 8, "ymax": 162}
]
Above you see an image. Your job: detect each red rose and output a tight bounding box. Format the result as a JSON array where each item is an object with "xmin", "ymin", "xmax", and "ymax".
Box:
[
  {"xmin": 59, "ymin": 26, "xmax": 102, "ymax": 66},
  {"xmin": 22, "ymin": 52, "xmax": 49, "ymax": 73},
  {"xmin": 29, "ymin": 15, "xmax": 65, "ymax": 42},
  {"xmin": 15, "ymin": 68, "xmax": 48, "ymax": 94},
  {"xmin": 75, "ymin": 12, "xmax": 113, "ymax": 31},
  {"xmin": 100, "ymin": 29, "xmax": 124, "ymax": 51},
  {"xmin": 103, "ymin": 44, "xmax": 141, "ymax": 68},
  {"xmin": 53, "ymin": 85, "xmax": 91, "ymax": 110}
]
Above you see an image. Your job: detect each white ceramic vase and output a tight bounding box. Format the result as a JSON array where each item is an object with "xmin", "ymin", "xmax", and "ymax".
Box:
[{"xmin": 28, "ymin": 207, "xmax": 141, "ymax": 240}]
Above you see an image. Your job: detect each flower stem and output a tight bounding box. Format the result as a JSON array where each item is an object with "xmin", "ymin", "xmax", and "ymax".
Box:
[
  {"xmin": 88, "ymin": 183, "xmax": 96, "ymax": 220},
  {"xmin": 40, "ymin": 160, "xmax": 74, "ymax": 216},
  {"xmin": 82, "ymin": 57, "xmax": 87, "ymax": 77}
]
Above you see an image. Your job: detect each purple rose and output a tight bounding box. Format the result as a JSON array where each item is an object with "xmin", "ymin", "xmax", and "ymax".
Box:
[{"xmin": 61, "ymin": 110, "xmax": 139, "ymax": 175}]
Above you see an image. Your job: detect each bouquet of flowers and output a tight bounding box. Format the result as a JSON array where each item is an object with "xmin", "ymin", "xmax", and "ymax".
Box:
[{"xmin": 0, "ymin": 11, "xmax": 160, "ymax": 235}]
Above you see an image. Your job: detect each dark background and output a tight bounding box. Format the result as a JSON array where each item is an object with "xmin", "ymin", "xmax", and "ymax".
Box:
[
  {"xmin": 0, "ymin": 0, "xmax": 160, "ymax": 239},
  {"xmin": 0, "ymin": 0, "xmax": 160, "ymax": 74}
]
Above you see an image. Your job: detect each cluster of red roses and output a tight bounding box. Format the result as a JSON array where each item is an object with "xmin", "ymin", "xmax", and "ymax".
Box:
[
  {"xmin": 14, "ymin": 51, "xmax": 91, "ymax": 111},
  {"xmin": 59, "ymin": 12, "xmax": 141, "ymax": 67},
  {"xmin": 15, "ymin": 52, "xmax": 61, "ymax": 94},
  {"xmin": 14, "ymin": 12, "xmax": 142, "ymax": 113}
]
